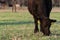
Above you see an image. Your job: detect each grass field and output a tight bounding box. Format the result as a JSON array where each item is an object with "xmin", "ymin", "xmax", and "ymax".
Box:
[{"xmin": 0, "ymin": 10, "xmax": 60, "ymax": 40}]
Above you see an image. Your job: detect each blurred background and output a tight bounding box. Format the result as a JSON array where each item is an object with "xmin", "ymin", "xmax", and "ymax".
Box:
[
  {"xmin": 0, "ymin": 0, "xmax": 60, "ymax": 7},
  {"xmin": 0, "ymin": 0, "xmax": 60, "ymax": 10}
]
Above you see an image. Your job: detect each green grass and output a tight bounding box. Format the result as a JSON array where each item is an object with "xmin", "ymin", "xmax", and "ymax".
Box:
[{"xmin": 0, "ymin": 11, "xmax": 60, "ymax": 40}]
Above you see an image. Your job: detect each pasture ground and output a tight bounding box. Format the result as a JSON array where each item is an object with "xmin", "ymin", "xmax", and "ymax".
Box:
[{"xmin": 0, "ymin": 7, "xmax": 60, "ymax": 40}]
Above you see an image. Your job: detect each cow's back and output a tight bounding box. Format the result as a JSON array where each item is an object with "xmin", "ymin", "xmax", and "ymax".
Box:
[
  {"xmin": 28, "ymin": 0, "xmax": 45, "ymax": 16},
  {"xmin": 28, "ymin": 0, "xmax": 52, "ymax": 18}
]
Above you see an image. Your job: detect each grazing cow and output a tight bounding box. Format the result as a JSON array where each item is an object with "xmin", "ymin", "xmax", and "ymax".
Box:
[
  {"xmin": 0, "ymin": 0, "xmax": 6, "ymax": 4},
  {"xmin": 0, "ymin": 0, "xmax": 6, "ymax": 9},
  {"xmin": 28, "ymin": 0, "xmax": 56, "ymax": 36}
]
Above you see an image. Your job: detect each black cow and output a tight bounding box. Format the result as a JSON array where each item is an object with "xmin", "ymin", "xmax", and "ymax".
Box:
[
  {"xmin": 0, "ymin": 0, "xmax": 6, "ymax": 4},
  {"xmin": 28, "ymin": 0, "xmax": 56, "ymax": 36}
]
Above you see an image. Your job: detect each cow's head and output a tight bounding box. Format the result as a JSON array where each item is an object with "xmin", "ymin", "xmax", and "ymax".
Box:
[{"xmin": 41, "ymin": 18, "xmax": 56, "ymax": 36}]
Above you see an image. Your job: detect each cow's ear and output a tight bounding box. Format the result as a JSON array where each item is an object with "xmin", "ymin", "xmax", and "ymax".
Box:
[{"xmin": 50, "ymin": 19, "xmax": 56, "ymax": 23}]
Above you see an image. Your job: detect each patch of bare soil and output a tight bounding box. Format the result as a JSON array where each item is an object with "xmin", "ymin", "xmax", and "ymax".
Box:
[
  {"xmin": 0, "ymin": 7, "xmax": 60, "ymax": 12},
  {"xmin": 51, "ymin": 7, "xmax": 60, "ymax": 12}
]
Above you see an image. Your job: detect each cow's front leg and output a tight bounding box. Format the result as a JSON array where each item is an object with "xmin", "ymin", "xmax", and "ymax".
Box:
[
  {"xmin": 33, "ymin": 17, "xmax": 39, "ymax": 33},
  {"xmin": 39, "ymin": 19, "xmax": 43, "ymax": 32}
]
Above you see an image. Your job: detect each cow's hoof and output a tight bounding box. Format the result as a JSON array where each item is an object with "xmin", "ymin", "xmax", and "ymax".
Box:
[{"xmin": 34, "ymin": 29, "xmax": 39, "ymax": 33}]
